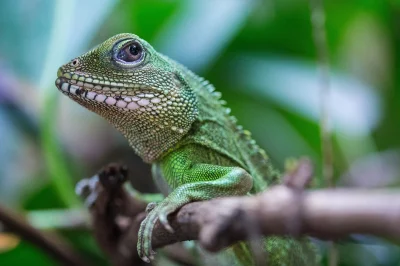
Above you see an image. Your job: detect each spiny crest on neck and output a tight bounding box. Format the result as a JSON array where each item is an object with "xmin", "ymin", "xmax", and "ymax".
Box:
[{"xmin": 191, "ymin": 73, "xmax": 270, "ymax": 168}]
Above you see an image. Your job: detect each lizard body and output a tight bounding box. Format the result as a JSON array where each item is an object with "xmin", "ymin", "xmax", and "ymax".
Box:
[{"xmin": 56, "ymin": 33, "xmax": 317, "ymax": 265}]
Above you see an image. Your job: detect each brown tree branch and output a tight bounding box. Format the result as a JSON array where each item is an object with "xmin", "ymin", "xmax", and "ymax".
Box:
[
  {"xmin": 0, "ymin": 204, "xmax": 88, "ymax": 266},
  {"xmin": 152, "ymin": 187, "xmax": 400, "ymax": 251},
  {"xmin": 83, "ymin": 161, "xmax": 400, "ymax": 265}
]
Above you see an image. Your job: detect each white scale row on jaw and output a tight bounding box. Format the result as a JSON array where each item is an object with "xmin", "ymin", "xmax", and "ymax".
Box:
[{"xmin": 60, "ymin": 82, "xmax": 161, "ymax": 111}]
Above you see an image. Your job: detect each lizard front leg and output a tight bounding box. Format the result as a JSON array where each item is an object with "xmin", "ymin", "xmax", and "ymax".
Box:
[{"xmin": 137, "ymin": 164, "xmax": 253, "ymax": 262}]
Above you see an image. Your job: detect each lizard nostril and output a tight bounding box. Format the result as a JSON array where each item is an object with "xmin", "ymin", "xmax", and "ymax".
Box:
[{"xmin": 70, "ymin": 59, "xmax": 80, "ymax": 67}]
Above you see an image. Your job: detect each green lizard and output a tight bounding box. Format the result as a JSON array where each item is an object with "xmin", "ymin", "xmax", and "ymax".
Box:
[{"xmin": 55, "ymin": 33, "xmax": 317, "ymax": 265}]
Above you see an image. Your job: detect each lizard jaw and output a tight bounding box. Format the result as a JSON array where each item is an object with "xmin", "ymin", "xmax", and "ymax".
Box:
[{"xmin": 55, "ymin": 77, "xmax": 164, "ymax": 111}]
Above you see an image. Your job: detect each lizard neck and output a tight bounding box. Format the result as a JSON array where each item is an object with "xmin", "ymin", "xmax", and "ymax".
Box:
[
  {"xmin": 171, "ymin": 63, "xmax": 278, "ymax": 192},
  {"xmin": 72, "ymin": 93, "xmax": 191, "ymax": 163},
  {"xmin": 116, "ymin": 115, "xmax": 186, "ymax": 163}
]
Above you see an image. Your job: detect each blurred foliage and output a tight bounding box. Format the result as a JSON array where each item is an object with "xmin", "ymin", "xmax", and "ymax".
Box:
[{"xmin": 0, "ymin": 0, "xmax": 399, "ymax": 265}]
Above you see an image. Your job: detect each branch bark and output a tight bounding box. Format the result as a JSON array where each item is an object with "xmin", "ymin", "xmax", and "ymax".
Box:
[
  {"xmin": 151, "ymin": 187, "xmax": 400, "ymax": 251},
  {"xmin": 82, "ymin": 161, "xmax": 400, "ymax": 265}
]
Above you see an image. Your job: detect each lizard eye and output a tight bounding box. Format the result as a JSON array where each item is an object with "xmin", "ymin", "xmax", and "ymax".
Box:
[{"xmin": 116, "ymin": 41, "xmax": 144, "ymax": 63}]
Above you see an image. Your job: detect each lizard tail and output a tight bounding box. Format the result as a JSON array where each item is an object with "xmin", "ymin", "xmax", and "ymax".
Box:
[{"xmin": 231, "ymin": 237, "xmax": 319, "ymax": 266}]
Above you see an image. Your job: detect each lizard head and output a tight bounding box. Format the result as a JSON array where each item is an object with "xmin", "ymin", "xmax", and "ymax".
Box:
[{"xmin": 55, "ymin": 33, "xmax": 198, "ymax": 162}]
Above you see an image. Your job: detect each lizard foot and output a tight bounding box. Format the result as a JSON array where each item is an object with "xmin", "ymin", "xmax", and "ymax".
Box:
[{"xmin": 137, "ymin": 202, "xmax": 179, "ymax": 262}]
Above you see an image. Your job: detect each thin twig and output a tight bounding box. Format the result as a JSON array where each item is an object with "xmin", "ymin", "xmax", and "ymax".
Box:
[
  {"xmin": 0, "ymin": 204, "xmax": 88, "ymax": 266},
  {"xmin": 309, "ymin": 0, "xmax": 333, "ymax": 189},
  {"xmin": 309, "ymin": 0, "xmax": 337, "ymax": 264}
]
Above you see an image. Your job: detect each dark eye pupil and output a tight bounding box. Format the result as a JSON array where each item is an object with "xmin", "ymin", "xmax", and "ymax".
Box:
[
  {"xmin": 129, "ymin": 45, "xmax": 139, "ymax": 55},
  {"xmin": 116, "ymin": 41, "xmax": 143, "ymax": 63}
]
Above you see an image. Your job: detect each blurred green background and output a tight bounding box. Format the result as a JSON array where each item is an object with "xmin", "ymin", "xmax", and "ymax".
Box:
[{"xmin": 0, "ymin": 0, "xmax": 399, "ymax": 265}]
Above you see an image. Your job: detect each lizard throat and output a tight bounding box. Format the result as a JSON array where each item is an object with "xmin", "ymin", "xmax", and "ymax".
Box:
[
  {"xmin": 55, "ymin": 77, "xmax": 164, "ymax": 110},
  {"xmin": 54, "ymin": 70, "xmax": 198, "ymax": 163}
]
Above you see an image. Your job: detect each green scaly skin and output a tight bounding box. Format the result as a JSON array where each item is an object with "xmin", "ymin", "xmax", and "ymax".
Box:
[{"xmin": 56, "ymin": 33, "xmax": 317, "ymax": 265}]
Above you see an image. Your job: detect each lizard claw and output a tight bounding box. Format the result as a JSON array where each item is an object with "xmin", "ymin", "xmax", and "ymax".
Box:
[
  {"xmin": 140, "ymin": 253, "xmax": 155, "ymax": 263},
  {"xmin": 137, "ymin": 202, "xmax": 180, "ymax": 261},
  {"xmin": 137, "ymin": 214, "xmax": 157, "ymax": 262},
  {"xmin": 159, "ymin": 213, "xmax": 174, "ymax": 233},
  {"xmin": 141, "ymin": 256, "xmax": 150, "ymax": 263}
]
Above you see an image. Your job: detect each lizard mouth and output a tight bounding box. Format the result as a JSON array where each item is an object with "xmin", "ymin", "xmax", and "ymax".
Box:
[{"xmin": 55, "ymin": 77, "xmax": 164, "ymax": 110}]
